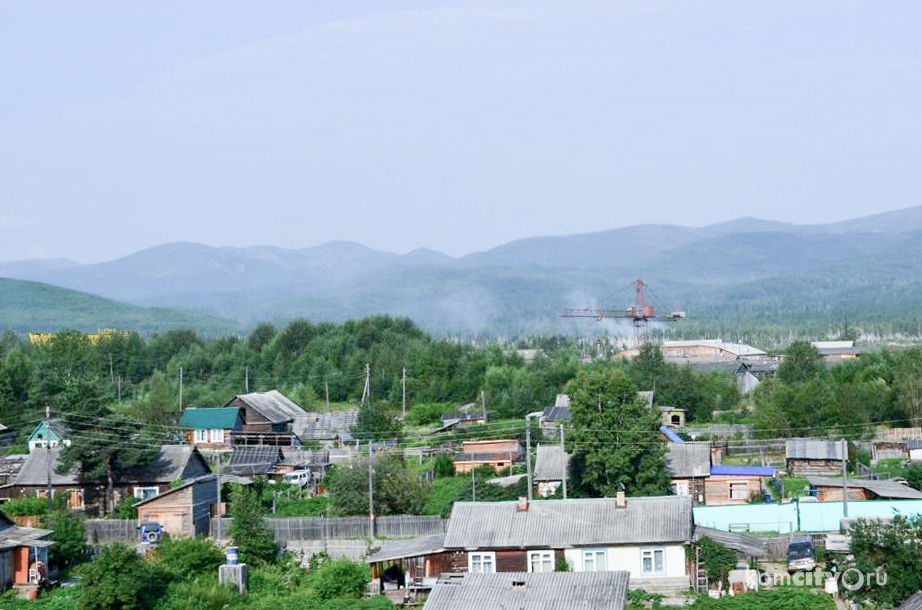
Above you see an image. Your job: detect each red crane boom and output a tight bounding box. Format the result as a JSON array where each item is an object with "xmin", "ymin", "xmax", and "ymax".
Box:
[{"xmin": 561, "ymin": 279, "xmax": 686, "ymax": 326}]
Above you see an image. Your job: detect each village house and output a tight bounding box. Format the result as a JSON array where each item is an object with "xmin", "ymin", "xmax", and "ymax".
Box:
[
  {"xmin": 704, "ymin": 465, "xmax": 774, "ymax": 505},
  {"xmin": 26, "ymin": 421, "xmax": 69, "ymax": 452},
  {"xmin": 432, "ymin": 494, "xmax": 693, "ymax": 595},
  {"xmin": 294, "ymin": 410, "xmax": 357, "ymax": 448},
  {"xmin": 225, "ymin": 390, "xmax": 309, "ymax": 446},
  {"xmin": 179, "ymin": 407, "xmax": 244, "ymax": 452},
  {"xmin": 806, "ymin": 477, "xmax": 922, "ymax": 502},
  {"xmin": 666, "ymin": 442, "xmax": 710, "ymax": 504},
  {"xmin": 452, "ymin": 440, "xmax": 523, "ymax": 474},
  {"xmin": 133, "ymin": 475, "xmax": 219, "ymax": 539},
  {"xmin": 0, "ymin": 445, "xmax": 210, "ymax": 514},
  {"xmin": 786, "ymin": 439, "xmax": 845, "ymax": 476},
  {"xmin": 533, "ymin": 444, "xmax": 569, "ymax": 498},
  {"xmin": 226, "ymin": 446, "xmax": 285, "ymax": 477},
  {"xmin": 0, "ymin": 512, "xmax": 54, "ymax": 593},
  {"xmin": 538, "ymin": 394, "xmax": 570, "ymax": 437},
  {"xmin": 422, "ymin": 571, "xmax": 630, "ymax": 610},
  {"xmin": 811, "ymin": 341, "xmax": 862, "ymax": 363}
]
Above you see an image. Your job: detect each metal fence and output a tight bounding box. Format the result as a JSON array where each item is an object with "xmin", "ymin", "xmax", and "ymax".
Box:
[
  {"xmin": 84, "ymin": 519, "xmax": 137, "ymax": 544},
  {"xmin": 210, "ymin": 515, "xmax": 447, "ymax": 541}
]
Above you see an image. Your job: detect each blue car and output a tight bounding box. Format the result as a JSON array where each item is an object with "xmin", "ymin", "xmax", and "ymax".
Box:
[{"xmin": 139, "ymin": 523, "xmax": 163, "ymax": 545}]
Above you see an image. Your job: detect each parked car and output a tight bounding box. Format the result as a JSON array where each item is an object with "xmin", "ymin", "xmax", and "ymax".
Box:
[
  {"xmin": 139, "ymin": 522, "xmax": 163, "ymax": 545},
  {"xmin": 787, "ymin": 535, "xmax": 816, "ymax": 572},
  {"xmin": 284, "ymin": 470, "xmax": 311, "ymax": 487}
]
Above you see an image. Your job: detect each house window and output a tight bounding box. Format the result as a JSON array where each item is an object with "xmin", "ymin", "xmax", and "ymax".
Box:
[
  {"xmin": 210, "ymin": 429, "xmax": 224, "ymax": 443},
  {"xmin": 36, "ymin": 490, "xmax": 52, "ymax": 499},
  {"xmin": 641, "ymin": 548, "xmax": 665, "ymax": 575},
  {"xmin": 68, "ymin": 489, "xmax": 84, "ymax": 509},
  {"xmin": 194, "ymin": 429, "xmax": 208, "ymax": 443},
  {"xmin": 672, "ymin": 481, "xmax": 689, "ymax": 496},
  {"xmin": 528, "ymin": 551, "xmax": 554, "ymax": 573},
  {"xmin": 582, "ymin": 549, "xmax": 607, "ymax": 572},
  {"xmin": 133, "ymin": 487, "xmax": 160, "ymax": 502},
  {"xmin": 468, "ymin": 552, "xmax": 496, "ymax": 573},
  {"xmin": 729, "ymin": 481, "xmax": 749, "ymax": 500}
]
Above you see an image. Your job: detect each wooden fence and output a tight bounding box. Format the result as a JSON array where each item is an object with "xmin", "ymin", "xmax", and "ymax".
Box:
[
  {"xmin": 84, "ymin": 519, "xmax": 137, "ymax": 543},
  {"xmin": 210, "ymin": 515, "xmax": 447, "ymax": 541}
]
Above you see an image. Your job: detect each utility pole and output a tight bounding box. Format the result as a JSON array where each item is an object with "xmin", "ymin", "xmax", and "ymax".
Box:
[
  {"xmin": 471, "ymin": 466, "xmax": 476, "ymax": 502},
  {"xmin": 45, "ymin": 405, "xmax": 52, "ymax": 514},
  {"xmin": 481, "ymin": 390, "xmax": 486, "ymax": 421},
  {"xmin": 108, "ymin": 353, "xmax": 114, "ymax": 384},
  {"xmin": 842, "ymin": 438, "xmax": 849, "ymax": 518},
  {"xmin": 368, "ymin": 441, "xmax": 375, "ymax": 538},
  {"xmin": 525, "ymin": 415, "xmax": 533, "ymax": 503},
  {"xmin": 245, "ymin": 366, "xmax": 249, "ymax": 393},
  {"xmin": 401, "ymin": 368, "xmax": 407, "ymax": 420},
  {"xmin": 560, "ymin": 424, "xmax": 567, "ymax": 500},
  {"xmin": 361, "ymin": 364, "xmax": 370, "ymax": 406},
  {"xmin": 117, "ymin": 376, "xmax": 122, "ymax": 402},
  {"xmin": 215, "ymin": 460, "xmax": 223, "ymax": 541},
  {"xmin": 324, "ymin": 381, "xmax": 330, "ymax": 410},
  {"xmin": 179, "ymin": 367, "xmax": 183, "ymax": 411}
]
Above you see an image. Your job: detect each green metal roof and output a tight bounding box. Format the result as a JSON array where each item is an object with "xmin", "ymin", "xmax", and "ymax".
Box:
[{"xmin": 179, "ymin": 407, "xmax": 240, "ymax": 430}]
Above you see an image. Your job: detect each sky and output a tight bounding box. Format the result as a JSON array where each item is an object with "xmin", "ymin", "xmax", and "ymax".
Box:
[{"xmin": 1, "ymin": 0, "xmax": 920, "ymax": 263}]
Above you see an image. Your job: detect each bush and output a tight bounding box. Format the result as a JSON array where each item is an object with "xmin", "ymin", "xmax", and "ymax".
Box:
[
  {"xmin": 109, "ymin": 494, "xmax": 138, "ymax": 520},
  {"xmin": 228, "ymin": 485, "xmax": 278, "ymax": 565},
  {"xmin": 155, "ymin": 537, "xmax": 225, "ymax": 581},
  {"xmin": 77, "ymin": 543, "xmax": 163, "ymax": 610},
  {"xmin": 2, "ymin": 496, "xmax": 52, "ymax": 516},
  {"xmin": 156, "ymin": 577, "xmax": 242, "ymax": 610},
  {"xmin": 47, "ymin": 510, "xmax": 87, "ymax": 569},
  {"xmin": 306, "ymin": 556, "xmax": 368, "ymax": 600}
]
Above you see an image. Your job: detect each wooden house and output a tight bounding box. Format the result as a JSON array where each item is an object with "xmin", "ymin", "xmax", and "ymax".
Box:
[
  {"xmin": 704, "ymin": 465, "xmax": 774, "ymax": 506},
  {"xmin": 293, "ymin": 410, "xmax": 357, "ymax": 448},
  {"xmin": 225, "ymin": 390, "xmax": 309, "ymax": 446},
  {"xmin": 27, "ymin": 421, "xmax": 70, "ymax": 452},
  {"xmin": 433, "ymin": 494, "xmax": 693, "ymax": 595},
  {"xmin": 533, "ymin": 444, "xmax": 569, "ymax": 498},
  {"xmin": 666, "ymin": 442, "xmax": 710, "ymax": 504},
  {"xmin": 807, "ymin": 477, "xmax": 922, "ymax": 502},
  {"xmin": 453, "ymin": 440, "xmax": 523, "ymax": 474},
  {"xmin": 180, "ymin": 407, "xmax": 243, "ymax": 452},
  {"xmin": 0, "ymin": 446, "xmax": 210, "ymax": 514},
  {"xmin": 0, "ymin": 512, "xmax": 54, "ymax": 592},
  {"xmin": 786, "ymin": 439, "xmax": 845, "ymax": 476},
  {"xmin": 538, "ymin": 395, "xmax": 570, "ymax": 437},
  {"xmin": 134, "ymin": 475, "xmax": 219, "ymax": 538},
  {"xmin": 421, "ymin": 571, "xmax": 630, "ymax": 610}
]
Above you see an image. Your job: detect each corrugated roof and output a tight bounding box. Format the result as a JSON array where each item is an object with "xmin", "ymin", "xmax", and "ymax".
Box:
[
  {"xmin": 897, "ymin": 591, "xmax": 922, "ymax": 610},
  {"xmin": 807, "ymin": 477, "xmax": 922, "ymax": 500},
  {"xmin": 710, "ymin": 465, "xmax": 774, "ymax": 477},
  {"xmin": 0, "ymin": 523, "xmax": 54, "ymax": 551},
  {"xmin": 10, "ymin": 446, "xmax": 203, "ymax": 486},
  {"xmin": 9, "ymin": 448, "xmax": 79, "ymax": 486},
  {"xmin": 231, "ymin": 446, "xmax": 283, "ymax": 466},
  {"xmin": 231, "ymin": 390, "xmax": 308, "ymax": 425},
  {"xmin": 179, "ymin": 407, "xmax": 240, "ymax": 430},
  {"xmin": 423, "ymin": 571, "xmax": 629, "ymax": 610},
  {"xmin": 293, "ymin": 410, "xmax": 358, "ymax": 439},
  {"xmin": 541, "ymin": 406, "xmax": 570, "ymax": 422},
  {"xmin": 786, "ymin": 439, "xmax": 844, "ymax": 461},
  {"xmin": 667, "ymin": 443, "xmax": 711, "ymax": 478},
  {"xmin": 693, "ymin": 526, "xmax": 766, "ymax": 558},
  {"xmin": 444, "ymin": 496, "xmax": 692, "ymax": 549},
  {"xmin": 533, "ymin": 445, "xmax": 569, "ymax": 482},
  {"xmin": 367, "ymin": 533, "xmax": 446, "ymax": 563}
]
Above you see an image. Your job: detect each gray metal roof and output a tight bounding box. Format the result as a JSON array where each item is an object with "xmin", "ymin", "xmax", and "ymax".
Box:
[
  {"xmin": 786, "ymin": 439, "xmax": 844, "ymax": 461},
  {"xmin": 666, "ymin": 442, "xmax": 711, "ymax": 478},
  {"xmin": 294, "ymin": 410, "xmax": 358, "ymax": 439},
  {"xmin": 486, "ymin": 474, "xmax": 527, "ymax": 487},
  {"xmin": 533, "ymin": 445, "xmax": 569, "ymax": 482},
  {"xmin": 10, "ymin": 448, "xmax": 79, "ymax": 486},
  {"xmin": 0, "ymin": 523, "xmax": 54, "ymax": 551},
  {"xmin": 366, "ymin": 533, "xmax": 446, "ymax": 563},
  {"xmin": 231, "ymin": 446, "xmax": 283, "ymax": 466},
  {"xmin": 897, "ymin": 592, "xmax": 922, "ymax": 610},
  {"xmin": 444, "ymin": 496, "xmax": 692, "ymax": 549},
  {"xmin": 232, "ymin": 390, "xmax": 308, "ymax": 425},
  {"xmin": 693, "ymin": 526, "xmax": 766, "ymax": 558},
  {"xmin": 807, "ymin": 477, "xmax": 922, "ymax": 499},
  {"xmin": 423, "ymin": 571, "xmax": 629, "ymax": 610},
  {"xmin": 280, "ymin": 448, "xmax": 329, "ymax": 466},
  {"xmin": 541, "ymin": 406, "xmax": 570, "ymax": 422}
]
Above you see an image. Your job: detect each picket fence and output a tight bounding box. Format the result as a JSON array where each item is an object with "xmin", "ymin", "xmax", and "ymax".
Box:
[
  {"xmin": 211, "ymin": 515, "xmax": 447, "ymax": 541},
  {"xmin": 84, "ymin": 519, "xmax": 137, "ymax": 543}
]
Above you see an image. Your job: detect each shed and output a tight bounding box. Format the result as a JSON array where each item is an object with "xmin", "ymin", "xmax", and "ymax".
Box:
[
  {"xmin": 453, "ymin": 440, "xmax": 523, "ymax": 474},
  {"xmin": 666, "ymin": 443, "xmax": 710, "ymax": 503},
  {"xmin": 134, "ymin": 475, "xmax": 219, "ymax": 538},
  {"xmin": 785, "ymin": 439, "xmax": 845, "ymax": 476},
  {"xmin": 0, "ymin": 511, "xmax": 54, "ymax": 591},
  {"xmin": 532, "ymin": 445, "xmax": 570, "ymax": 497},
  {"xmin": 806, "ymin": 477, "xmax": 922, "ymax": 502},
  {"xmin": 227, "ymin": 446, "xmax": 284, "ymax": 476},
  {"xmin": 367, "ymin": 533, "xmax": 448, "ymax": 592},
  {"xmin": 705, "ymin": 465, "xmax": 774, "ymax": 506}
]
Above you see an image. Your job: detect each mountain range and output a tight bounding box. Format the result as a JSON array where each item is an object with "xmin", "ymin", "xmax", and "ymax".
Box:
[{"xmin": 4, "ymin": 205, "xmax": 922, "ymax": 337}]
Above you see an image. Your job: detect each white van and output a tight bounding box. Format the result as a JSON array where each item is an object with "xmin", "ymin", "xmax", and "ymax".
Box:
[{"xmin": 284, "ymin": 470, "xmax": 311, "ymax": 487}]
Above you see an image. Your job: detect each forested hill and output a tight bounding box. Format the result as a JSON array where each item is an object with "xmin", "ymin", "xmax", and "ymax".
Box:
[
  {"xmin": 0, "ymin": 277, "xmax": 239, "ymax": 335},
  {"xmin": 4, "ymin": 206, "xmax": 922, "ymax": 337}
]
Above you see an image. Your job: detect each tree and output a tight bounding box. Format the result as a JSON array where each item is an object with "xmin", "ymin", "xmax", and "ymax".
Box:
[
  {"xmin": 326, "ymin": 454, "xmax": 430, "ymax": 516},
  {"xmin": 78, "ymin": 543, "xmax": 159, "ymax": 610},
  {"xmin": 565, "ymin": 367, "xmax": 669, "ymax": 497},
  {"xmin": 845, "ymin": 515, "xmax": 922, "ymax": 607},
  {"xmin": 47, "ymin": 509, "xmax": 87, "ymax": 569},
  {"xmin": 777, "ymin": 341, "xmax": 824, "ymax": 385},
  {"xmin": 228, "ymin": 484, "xmax": 278, "ymax": 565},
  {"xmin": 155, "ymin": 537, "xmax": 225, "ymax": 581},
  {"xmin": 352, "ymin": 401, "xmax": 400, "ymax": 441}
]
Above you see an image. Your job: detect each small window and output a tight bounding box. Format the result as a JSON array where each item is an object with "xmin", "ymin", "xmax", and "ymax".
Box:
[
  {"xmin": 68, "ymin": 489, "xmax": 84, "ymax": 509},
  {"xmin": 672, "ymin": 481, "xmax": 689, "ymax": 496},
  {"xmin": 729, "ymin": 482, "xmax": 749, "ymax": 500},
  {"xmin": 194, "ymin": 429, "xmax": 208, "ymax": 443},
  {"xmin": 469, "ymin": 552, "xmax": 496, "ymax": 573},
  {"xmin": 582, "ymin": 549, "xmax": 607, "ymax": 572},
  {"xmin": 641, "ymin": 548, "xmax": 665, "ymax": 575},
  {"xmin": 671, "ymin": 415, "xmax": 681, "ymax": 425},
  {"xmin": 210, "ymin": 429, "xmax": 224, "ymax": 443},
  {"xmin": 528, "ymin": 551, "xmax": 554, "ymax": 573},
  {"xmin": 134, "ymin": 487, "xmax": 160, "ymax": 502}
]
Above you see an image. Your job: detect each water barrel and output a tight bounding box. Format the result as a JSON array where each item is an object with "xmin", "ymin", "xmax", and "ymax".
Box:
[{"xmin": 225, "ymin": 546, "xmax": 239, "ymax": 565}]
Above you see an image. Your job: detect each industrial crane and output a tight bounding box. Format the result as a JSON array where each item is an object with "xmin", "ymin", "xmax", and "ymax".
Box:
[{"xmin": 561, "ymin": 279, "xmax": 686, "ymax": 328}]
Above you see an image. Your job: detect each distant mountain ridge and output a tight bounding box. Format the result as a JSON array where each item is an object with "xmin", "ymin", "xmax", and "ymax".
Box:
[{"xmin": 5, "ymin": 205, "xmax": 922, "ymax": 335}]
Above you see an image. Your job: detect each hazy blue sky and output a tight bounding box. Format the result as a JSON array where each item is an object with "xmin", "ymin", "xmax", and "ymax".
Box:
[{"xmin": 1, "ymin": 1, "xmax": 919, "ymax": 263}]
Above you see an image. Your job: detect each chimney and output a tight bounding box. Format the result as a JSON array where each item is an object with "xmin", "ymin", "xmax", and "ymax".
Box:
[
  {"xmin": 512, "ymin": 580, "xmax": 527, "ymax": 591},
  {"xmin": 710, "ymin": 445, "xmax": 722, "ymax": 465},
  {"xmin": 517, "ymin": 496, "xmax": 529, "ymax": 512},
  {"xmin": 615, "ymin": 490, "xmax": 627, "ymax": 509}
]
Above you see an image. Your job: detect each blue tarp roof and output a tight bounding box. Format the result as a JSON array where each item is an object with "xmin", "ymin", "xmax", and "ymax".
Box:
[
  {"xmin": 710, "ymin": 464, "xmax": 775, "ymax": 477},
  {"xmin": 659, "ymin": 426, "xmax": 684, "ymax": 444}
]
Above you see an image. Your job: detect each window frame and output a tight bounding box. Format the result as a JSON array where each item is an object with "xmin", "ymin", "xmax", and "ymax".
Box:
[
  {"xmin": 68, "ymin": 488, "xmax": 84, "ymax": 509},
  {"xmin": 193, "ymin": 429, "xmax": 208, "ymax": 443},
  {"xmin": 210, "ymin": 429, "xmax": 225, "ymax": 443},
  {"xmin": 468, "ymin": 551, "xmax": 496, "ymax": 574},
  {"xmin": 729, "ymin": 481, "xmax": 749, "ymax": 500},
  {"xmin": 640, "ymin": 547, "xmax": 666, "ymax": 576},
  {"xmin": 133, "ymin": 486, "xmax": 160, "ymax": 502},
  {"xmin": 581, "ymin": 548, "xmax": 607, "ymax": 572},
  {"xmin": 527, "ymin": 550, "xmax": 554, "ymax": 573}
]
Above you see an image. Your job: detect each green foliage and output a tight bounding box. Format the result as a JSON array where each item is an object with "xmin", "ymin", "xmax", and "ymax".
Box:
[
  {"xmin": 845, "ymin": 514, "xmax": 922, "ymax": 607},
  {"xmin": 77, "ymin": 543, "xmax": 164, "ymax": 610},
  {"xmin": 1, "ymin": 495, "xmax": 51, "ymax": 516},
  {"xmin": 228, "ymin": 484, "xmax": 278, "ymax": 565},
  {"xmin": 154, "ymin": 538, "xmax": 225, "ymax": 581},
  {"xmin": 109, "ymin": 494, "xmax": 139, "ymax": 519},
  {"xmin": 432, "ymin": 454, "xmax": 455, "ymax": 479},
  {"xmin": 326, "ymin": 454, "xmax": 430, "ymax": 517},
  {"xmin": 566, "ymin": 366, "xmax": 669, "ymax": 497},
  {"xmin": 352, "ymin": 401, "xmax": 401, "ymax": 441},
  {"xmin": 626, "ymin": 589, "xmax": 664, "ymax": 610},
  {"xmin": 695, "ymin": 538, "xmax": 737, "ymax": 589},
  {"xmin": 554, "ymin": 555, "xmax": 571, "ymax": 572},
  {"xmin": 47, "ymin": 509, "xmax": 87, "ymax": 569},
  {"xmin": 689, "ymin": 588, "xmax": 835, "ymax": 609},
  {"xmin": 305, "ymin": 556, "xmax": 368, "ymax": 600},
  {"xmin": 155, "ymin": 577, "xmax": 243, "ymax": 610}
]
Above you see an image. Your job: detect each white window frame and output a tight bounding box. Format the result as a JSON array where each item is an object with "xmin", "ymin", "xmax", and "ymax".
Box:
[
  {"xmin": 582, "ymin": 549, "xmax": 607, "ymax": 572},
  {"xmin": 641, "ymin": 547, "xmax": 666, "ymax": 575},
  {"xmin": 672, "ymin": 481, "xmax": 689, "ymax": 496},
  {"xmin": 133, "ymin": 486, "xmax": 160, "ymax": 502},
  {"xmin": 729, "ymin": 481, "xmax": 749, "ymax": 500},
  {"xmin": 210, "ymin": 429, "xmax": 225, "ymax": 443},
  {"xmin": 468, "ymin": 552, "xmax": 496, "ymax": 573},
  {"xmin": 527, "ymin": 550, "xmax": 554, "ymax": 573},
  {"xmin": 193, "ymin": 429, "xmax": 208, "ymax": 443},
  {"xmin": 68, "ymin": 488, "xmax": 84, "ymax": 509}
]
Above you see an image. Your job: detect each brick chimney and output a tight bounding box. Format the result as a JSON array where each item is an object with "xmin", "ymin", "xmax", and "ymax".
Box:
[
  {"xmin": 516, "ymin": 496, "xmax": 529, "ymax": 512},
  {"xmin": 615, "ymin": 490, "xmax": 627, "ymax": 509}
]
